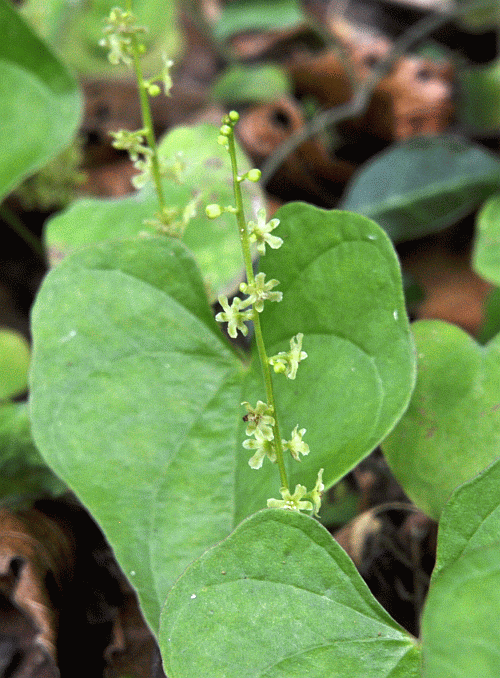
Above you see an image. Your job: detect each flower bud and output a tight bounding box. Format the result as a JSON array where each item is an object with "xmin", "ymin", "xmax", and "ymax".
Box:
[
  {"xmin": 205, "ymin": 204, "xmax": 223, "ymax": 219},
  {"xmin": 229, "ymin": 110, "xmax": 239, "ymax": 122},
  {"xmin": 246, "ymin": 169, "xmax": 261, "ymax": 182},
  {"xmin": 220, "ymin": 124, "xmax": 232, "ymax": 136},
  {"xmin": 147, "ymin": 83, "xmax": 161, "ymax": 96}
]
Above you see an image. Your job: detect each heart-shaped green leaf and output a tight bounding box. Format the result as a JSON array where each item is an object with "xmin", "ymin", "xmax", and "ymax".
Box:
[
  {"xmin": 160, "ymin": 509, "xmax": 420, "ymax": 678},
  {"xmin": 382, "ymin": 319, "xmax": 500, "ymax": 520},
  {"xmin": 340, "ymin": 136, "xmax": 500, "ymax": 242},
  {"xmin": 30, "ymin": 206, "xmax": 415, "ymax": 634},
  {"xmin": 0, "ymin": 0, "xmax": 82, "ymax": 201},
  {"xmin": 44, "ymin": 124, "xmax": 263, "ymax": 298},
  {"xmin": 236, "ymin": 203, "xmax": 415, "ymax": 519}
]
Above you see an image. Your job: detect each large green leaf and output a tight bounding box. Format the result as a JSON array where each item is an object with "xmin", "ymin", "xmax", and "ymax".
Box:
[
  {"xmin": 236, "ymin": 203, "xmax": 416, "ymax": 519},
  {"xmin": 339, "ymin": 135, "xmax": 500, "ymax": 242},
  {"xmin": 382, "ymin": 320, "xmax": 500, "ymax": 520},
  {"xmin": 45, "ymin": 124, "xmax": 263, "ymax": 298},
  {"xmin": 30, "ymin": 236, "xmax": 243, "ymax": 632},
  {"xmin": 0, "ymin": 0, "xmax": 82, "ymax": 201},
  {"xmin": 30, "ymin": 206, "xmax": 415, "ymax": 634},
  {"xmin": 160, "ymin": 509, "xmax": 420, "ymax": 678}
]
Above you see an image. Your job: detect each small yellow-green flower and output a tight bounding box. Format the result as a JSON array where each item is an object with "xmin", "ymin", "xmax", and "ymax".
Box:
[
  {"xmin": 269, "ymin": 333, "xmax": 307, "ymax": 379},
  {"xmin": 239, "ymin": 272, "xmax": 282, "ymax": 313},
  {"xmin": 282, "ymin": 425, "xmax": 309, "ymax": 462},
  {"xmin": 215, "ymin": 295, "xmax": 253, "ymax": 338},
  {"xmin": 267, "ymin": 485, "xmax": 312, "ymax": 512},
  {"xmin": 241, "ymin": 401, "xmax": 275, "ymax": 440},
  {"xmin": 247, "ymin": 208, "xmax": 283, "ymax": 255},
  {"xmin": 99, "ymin": 7, "xmax": 147, "ymax": 66},
  {"xmin": 243, "ymin": 430, "xmax": 277, "ymax": 469},
  {"xmin": 310, "ymin": 468, "xmax": 324, "ymax": 516}
]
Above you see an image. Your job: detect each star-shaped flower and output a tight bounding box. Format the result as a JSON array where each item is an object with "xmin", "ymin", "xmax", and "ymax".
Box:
[
  {"xmin": 268, "ymin": 333, "xmax": 307, "ymax": 380},
  {"xmin": 282, "ymin": 425, "xmax": 309, "ymax": 462},
  {"xmin": 267, "ymin": 484, "xmax": 313, "ymax": 512},
  {"xmin": 241, "ymin": 401, "xmax": 275, "ymax": 440},
  {"xmin": 243, "ymin": 430, "xmax": 277, "ymax": 469},
  {"xmin": 239, "ymin": 273, "xmax": 282, "ymax": 313},
  {"xmin": 247, "ymin": 209, "xmax": 283, "ymax": 255},
  {"xmin": 215, "ymin": 295, "xmax": 253, "ymax": 338}
]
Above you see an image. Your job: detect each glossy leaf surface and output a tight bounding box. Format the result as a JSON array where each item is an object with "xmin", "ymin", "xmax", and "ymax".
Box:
[
  {"xmin": 382, "ymin": 320, "xmax": 500, "ymax": 520},
  {"xmin": 160, "ymin": 510, "xmax": 420, "ymax": 678},
  {"xmin": 340, "ymin": 135, "xmax": 500, "ymax": 242},
  {"xmin": 0, "ymin": 0, "xmax": 81, "ymax": 201}
]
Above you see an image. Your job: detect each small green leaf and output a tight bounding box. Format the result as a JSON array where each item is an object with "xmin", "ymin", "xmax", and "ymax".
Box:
[
  {"xmin": 160, "ymin": 510, "xmax": 420, "ymax": 678},
  {"xmin": 477, "ymin": 287, "xmax": 500, "ymax": 344},
  {"xmin": 44, "ymin": 124, "xmax": 263, "ymax": 299},
  {"xmin": 382, "ymin": 320, "xmax": 500, "ymax": 520},
  {"xmin": 0, "ymin": 329, "xmax": 30, "ymax": 401},
  {"xmin": 0, "ymin": 402, "xmax": 65, "ymax": 503},
  {"xmin": 0, "ymin": 0, "xmax": 82, "ymax": 201},
  {"xmin": 472, "ymin": 193, "xmax": 500, "ymax": 285},
  {"xmin": 212, "ymin": 63, "xmax": 291, "ymax": 105},
  {"xmin": 421, "ymin": 543, "xmax": 500, "ymax": 677},
  {"xmin": 340, "ymin": 135, "xmax": 500, "ymax": 242},
  {"xmin": 214, "ymin": 0, "xmax": 305, "ymax": 41}
]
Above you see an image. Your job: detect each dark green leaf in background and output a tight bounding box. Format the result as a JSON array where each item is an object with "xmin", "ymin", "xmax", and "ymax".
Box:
[
  {"xmin": 472, "ymin": 192, "xmax": 500, "ymax": 285},
  {"xmin": 382, "ymin": 320, "xmax": 500, "ymax": 520},
  {"xmin": 212, "ymin": 63, "xmax": 291, "ymax": 105},
  {"xmin": 0, "ymin": 402, "xmax": 66, "ymax": 504},
  {"xmin": 0, "ymin": 329, "xmax": 30, "ymax": 401},
  {"xmin": 340, "ymin": 135, "xmax": 500, "ymax": 242},
  {"xmin": 0, "ymin": 0, "xmax": 82, "ymax": 201},
  {"xmin": 160, "ymin": 510, "xmax": 420, "ymax": 678},
  {"xmin": 213, "ymin": 0, "xmax": 305, "ymax": 41}
]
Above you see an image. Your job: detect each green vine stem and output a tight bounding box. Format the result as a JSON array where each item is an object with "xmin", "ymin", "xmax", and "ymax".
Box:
[
  {"xmin": 127, "ymin": 25, "xmax": 166, "ymax": 211},
  {"xmin": 225, "ymin": 117, "xmax": 289, "ymax": 491}
]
